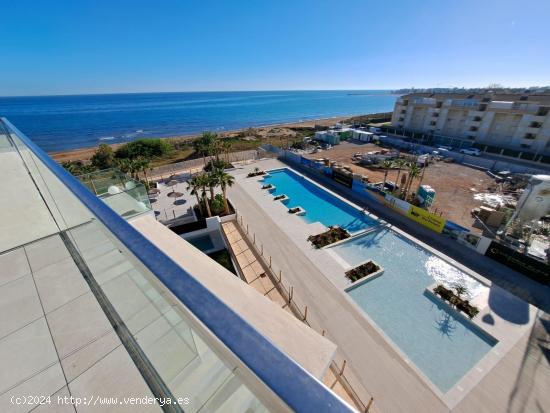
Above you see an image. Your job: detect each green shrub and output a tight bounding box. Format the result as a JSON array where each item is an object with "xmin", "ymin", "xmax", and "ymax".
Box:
[
  {"xmin": 115, "ymin": 139, "xmax": 172, "ymax": 159},
  {"xmin": 90, "ymin": 144, "xmax": 114, "ymax": 169}
]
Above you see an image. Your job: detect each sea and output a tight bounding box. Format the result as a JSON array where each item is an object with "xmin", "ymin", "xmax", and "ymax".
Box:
[{"xmin": 0, "ymin": 90, "xmax": 398, "ymax": 152}]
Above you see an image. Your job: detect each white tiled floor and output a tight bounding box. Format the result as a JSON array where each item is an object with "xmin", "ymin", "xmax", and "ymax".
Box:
[{"xmin": 0, "ymin": 235, "xmax": 162, "ymax": 412}]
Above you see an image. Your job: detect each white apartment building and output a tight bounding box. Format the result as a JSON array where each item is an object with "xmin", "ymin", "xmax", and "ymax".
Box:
[{"xmin": 391, "ymin": 93, "xmax": 550, "ymax": 163}]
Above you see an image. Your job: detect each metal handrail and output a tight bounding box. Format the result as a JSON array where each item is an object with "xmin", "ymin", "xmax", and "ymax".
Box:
[{"xmin": 1, "ymin": 118, "xmax": 355, "ymax": 413}]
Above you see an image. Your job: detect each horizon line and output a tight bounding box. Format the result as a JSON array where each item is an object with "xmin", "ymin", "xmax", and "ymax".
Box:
[{"xmin": 2, "ymin": 85, "xmax": 547, "ymax": 99}]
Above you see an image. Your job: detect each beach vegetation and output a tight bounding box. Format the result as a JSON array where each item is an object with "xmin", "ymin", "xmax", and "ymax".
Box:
[
  {"xmin": 61, "ymin": 160, "xmax": 97, "ymax": 175},
  {"xmin": 194, "ymin": 132, "xmax": 217, "ymax": 165},
  {"xmin": 90, "ymin": 144, "xmax": 115, "ymax": 169},
  {"xmin": 115, "ymin": 138, "xmax": 172, "ymax": 159}
]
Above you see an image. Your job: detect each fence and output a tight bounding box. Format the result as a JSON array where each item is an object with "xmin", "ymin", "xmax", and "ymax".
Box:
[
  {"xmin": 148, "ymin": 149, "xmax": 263, "ymax": 179},
  {"xmin": 232, "ymin": 212, "xmax": 376, "ymax": 413}
]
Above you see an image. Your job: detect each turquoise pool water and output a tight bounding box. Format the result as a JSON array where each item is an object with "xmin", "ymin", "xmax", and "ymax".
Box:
[
  {"xmin": 331, "ymin": 228, "xmax": 496, "ymax": 392},
  {"xmin": 262, "ymin": 168, "xmax": 496, "ymax": 392},
  {"xmin": 262, "ymin": 168, "xmax": 378, "ymax": 233}
]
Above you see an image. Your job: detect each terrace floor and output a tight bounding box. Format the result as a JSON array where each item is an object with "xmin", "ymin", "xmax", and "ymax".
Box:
[{"xmin": 226, "ymin": 158, "xmax": 550, "ymax": 413}]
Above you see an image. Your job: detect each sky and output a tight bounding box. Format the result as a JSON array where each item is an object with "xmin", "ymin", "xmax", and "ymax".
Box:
[{"xmin": 1, "ymin": 0, "xmax": 549, "ymax": 96}]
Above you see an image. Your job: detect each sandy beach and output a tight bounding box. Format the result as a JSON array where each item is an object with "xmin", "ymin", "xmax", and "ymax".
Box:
[{"xmin": 48, "ymin": 115, "xmax": 353, "ymax": 162}]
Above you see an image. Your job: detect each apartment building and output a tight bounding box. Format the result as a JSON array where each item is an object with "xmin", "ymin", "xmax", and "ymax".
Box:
[
  {"xmin": 391, "ymin": 93, "xmax": 550, "ymax": 162},
  {"xmin": 0, "ymin": 118, "xmax": 352, "ymax": 413}
]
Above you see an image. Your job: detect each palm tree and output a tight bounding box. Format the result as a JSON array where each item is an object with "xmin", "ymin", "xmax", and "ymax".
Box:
[
  {"xmin": 194, "ymin": 132, "xmax": 216, "ymax": 165},
  {"xmin": 196, "ymin": 173, "xmax": 212, "ymax": 217},
  {"xmin": 393, "ymin": 159, "xmax": 407, "ymax": 195},
  {"xmin": 210, "ymin": 139, "xmax": 223, "ymax": 162},
  {"xmin": 381, "ymin": 160, "xmax": 394, "ymax": 191},
  {"xmin": 222, "ymin": 140, "xmax": 232, "ymax": 162},
  {"xmin": 186, "ymin": 175, "xmax": 204, "ymax": 215},
  {"xmin": 404, "ymin": 163, "xmax": 421, "ymax": 199},
  {"xmin": 134, "ymin": 157, "xmax": 150, "ymax": 184},
  {"xmin": 207, "ymin": 171, "xmax": 219, "ymax": 202},
  {"xmin": 212, "ymin": 168, "xmax": 235, "ymax": 214},
  {"xmin": 114, "ymin": 158, "xmax": 131, "ymax": 174}
]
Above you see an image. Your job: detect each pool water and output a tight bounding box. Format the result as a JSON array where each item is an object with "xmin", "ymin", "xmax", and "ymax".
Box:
[
  {"xmin": 331, "ymin": 228, "xmax": 496, "ymax": 392},
  {"xmin": 262, "ymin": 168, "xmax": 377, "ymax": 233},
  {"xmin": 187, "ymin": 234, "xmax": 215, "ymax": 252}
]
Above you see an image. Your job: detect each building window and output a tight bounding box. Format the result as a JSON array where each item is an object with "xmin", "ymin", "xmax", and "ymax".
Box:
[
  {"xmin": 524, "ymin": 133, "xmax": 536, "ymax": 140},
  {"xmin": 467, "ymin": 135, "xmax": 476, "ymax": 140},
  {"xmin": 536, "ymin": 106, "xmax": 549, "ymax": 116},
  {"xmin": 520, "ymin": 144, "xmax": 531, "ymax": 148},
  {"xmin": 402, "ymin": 100, "xmax": 409, "ymax": 106},
  {"xmin": 436, "ymin": 101, "xmax": 443, "ymax": 108},
  {"xmin": 478, "ymin": 104, "xmax": 488, "ymax": 112},
  {"xmin": 398, "ymin": 117, "xmax": 404, "ymax": 122},
  {"xmin": 469, "ymin": 126, "xmax": 478, "ymax": 132},
  {"xmin": 473, "ymin": 116, "xmax": 482, "ymax": 121},
  {"xmin": 400, "ymin": 110, "xmax": 406, "ymax": 114},
  {"xmin": 430, "ymin": 121, "xmax": 436, "ymax": 126},
  {"xmin": 530, "ymin": 121, "xmax": 542, "ymax": 128}
]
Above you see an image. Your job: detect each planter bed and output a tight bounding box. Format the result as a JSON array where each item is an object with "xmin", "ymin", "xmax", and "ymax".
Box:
[
  {"xmin": 308, "ymin": 226, "xmax": 350, "ymax": 248},
  {"xmin": 345, "ymin": 260, "xmax": 381, "ymax": 284},
  {"xmin": 261, "ymin": 183, "xmax": 274, "ymax": 190},
  {"xmin": 248, "ymin": 170, "xmax": 266, "ymax": 178},
  {"xmin": 432, "ymin": 284, "xmax": 480, "ymax": 319}
]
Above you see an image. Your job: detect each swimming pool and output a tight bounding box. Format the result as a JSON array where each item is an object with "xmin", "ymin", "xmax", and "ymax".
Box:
[
  {"xmin": 331, "ymin": 228, "xmax": 496, "ymax": 392},
  {"xmin": 261, "ymin": 167, "xmax": 496, "ymax": 393},
  {"xmin": 262, "ymin": 168, "xmax": 378, "ymax": 233}
]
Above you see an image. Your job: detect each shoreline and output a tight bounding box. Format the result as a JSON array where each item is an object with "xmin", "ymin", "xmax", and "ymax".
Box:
[{"xmin": 48, "ymin": 114, "xmax": 363, "ymax": 162}]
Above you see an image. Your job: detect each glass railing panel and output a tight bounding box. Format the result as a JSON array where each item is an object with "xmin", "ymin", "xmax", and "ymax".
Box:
[
  {"xmin": 66, "ymin": 219, "xmax": 268, "ymax": 412},
  {"xmin": 7, "ymin": 128, "xmax": 94, "ymax": 232}
]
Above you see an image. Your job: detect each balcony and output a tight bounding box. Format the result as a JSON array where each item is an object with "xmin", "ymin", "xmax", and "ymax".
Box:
[
  {"xmin": 0, "ymin": 118, "xmax": 354, "ymax": 413},
  {"xmin": 77, "ymin": 169, "xmax": 151, "ymax": 219}
]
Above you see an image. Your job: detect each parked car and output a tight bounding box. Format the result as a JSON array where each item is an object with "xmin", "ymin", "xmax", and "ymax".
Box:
[{"xmin": 460, "ymin": 147, "xmax": 481, "ymax": 156}]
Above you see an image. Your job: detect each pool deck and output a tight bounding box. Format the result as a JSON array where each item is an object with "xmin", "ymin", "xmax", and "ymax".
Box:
[{"xmin": 227, "ymin": 158, "xmax": 550, "ymax": 413}]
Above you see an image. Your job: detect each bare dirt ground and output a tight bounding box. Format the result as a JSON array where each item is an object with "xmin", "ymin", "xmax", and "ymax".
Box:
[{"xmin": 304, "ymin": 141, "xmax": 494, "ymax": 231}]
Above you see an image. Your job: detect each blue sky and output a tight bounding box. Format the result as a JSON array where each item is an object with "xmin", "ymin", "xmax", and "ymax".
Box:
[{"xmin": 1, "ymin": 0, "xmax": 549, "ymax": 96}]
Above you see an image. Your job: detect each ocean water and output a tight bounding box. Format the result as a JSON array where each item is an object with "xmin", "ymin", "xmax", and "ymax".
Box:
[{"xmin": 0, "ymin": 90, "xmax": 397, "ymax": 152}]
